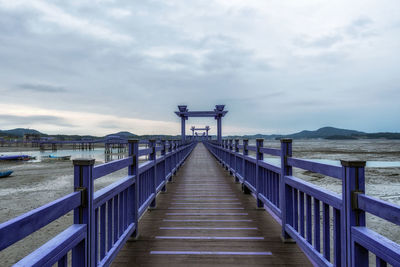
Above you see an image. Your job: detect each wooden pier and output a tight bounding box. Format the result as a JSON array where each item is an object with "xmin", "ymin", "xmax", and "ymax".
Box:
[
  {"xmin": 1, "ymin": 105, "xmax": 400, "ymax": 267},
  {"xmin": 112, "ymin": 143, "xmax": 311, "ymax": 266}
]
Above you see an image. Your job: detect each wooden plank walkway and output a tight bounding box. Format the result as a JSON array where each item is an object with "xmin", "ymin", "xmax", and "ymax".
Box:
[{"xmin": 112, "ymin": 143, "xmax": 312, "ymax": 266}]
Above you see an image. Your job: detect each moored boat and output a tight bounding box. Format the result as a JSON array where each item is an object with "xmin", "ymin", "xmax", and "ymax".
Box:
[
  {"xmin": 0, "ymin": 155, "xmax": 34, "ymax": 161},
  {"xmin": 0, "ymin": 170, "xmax": 13, "ymax": 178},
  {"xmin": 42, "ymin": 155, "xmax": 71, "ymax": 161}
]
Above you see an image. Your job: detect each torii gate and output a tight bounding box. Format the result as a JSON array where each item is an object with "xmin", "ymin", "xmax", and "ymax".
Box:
[
  {"xmin": 190, "ymin": 126, "xmax": 210, "ymax": 139},
  {"xmin": 175, "ymin": 105, "xmax": 228, "ymax": 143}
]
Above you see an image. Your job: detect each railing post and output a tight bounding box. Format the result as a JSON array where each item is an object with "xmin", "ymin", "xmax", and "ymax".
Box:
[
  {"xmin": 280, "ymin": 138, "xmax": 293, "ymax": 241},
  {"xmin": 256, "ymin": 138, "xmax": 264, "ymax": 208},
  {"xmin": 341, "ymin": 160, "xmax": 366, "ymax": 267},
  {"xmin": 161, "ymin": 140, "xmax": 167, "ymax": 192},
  {"xmin": 242, "ymin": 139, "xmax": 250, "ymax": 194},
  {"xmin": 73, "ymin": 158, "xmax": 95, "ymax": 267},
  {"xmin": 149, "ymin": 140, "xmax": 157, "ymax": 208},
  {"xmin": 234, "ymin": 139, "xmax": 239, "ymax": 182},
  {"xmin": 128, "ymin": 139, "xmax": 139, "ymax": 238}
]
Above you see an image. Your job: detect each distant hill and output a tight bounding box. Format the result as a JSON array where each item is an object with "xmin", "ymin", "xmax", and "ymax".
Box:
[
  {"xmin": 1, "ymin": 127, "xmax": 399, "ymax": 140},
  {"xmin": 105, "ymin": 131, "xmax": 139, "ymax": 139},
  {"xmin": 284, "ymin": 126, "xmax": 365, "ymax": 139},
  {"xmin": 0, "ymin": 128, "xmax": 44, "ymax": 137}
]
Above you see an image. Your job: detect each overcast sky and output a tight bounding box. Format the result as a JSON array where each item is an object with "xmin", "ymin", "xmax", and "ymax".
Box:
[{"xmin": 0, "ymin": 0, "xmax": 399, "ymax": 136}]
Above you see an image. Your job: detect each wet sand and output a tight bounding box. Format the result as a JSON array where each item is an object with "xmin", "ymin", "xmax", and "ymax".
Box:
[{"xmin": 1, "ymin": 140, "xmax": 400, "ymax": 266}]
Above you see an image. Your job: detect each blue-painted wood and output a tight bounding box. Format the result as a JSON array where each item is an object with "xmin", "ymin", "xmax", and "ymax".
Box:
[
  {"xmin": 14, "ymin": 224, "xmax": 86, "ymax": 267},
  {"xmin": 203, "ymin": 138, "xmax": 400, "ymax": 267},
  {"xmin": 357, "ymin": 194, "xmax": 400, "ymax": 226},
  {"xmin": 287, "ymin": 157, "xmax": 342, "ymax": 179},
  {"xmin": 0, "ymin": 191, "xmax": 81, "ymax": 250},
  {"xmin": 306, "ymin": 195, "xmax": 312, "ymax": 244},
  {"xmin": 93, "ymin": 176, "xmax": 134, "ymax": 208},
  {"xmin": 285, "ymin": 176, "xmax": 342, "ymax": 209},
  {"xmin": 342, "ymin": 160, "xmax": 366, "ymax": 267},
  {"xmin": 352, "ymin": 227, "xmax": 400, "ymax": 266},
  {"xmin": 323, "ymin": 203, "xmax": 330, "ymax": 261},
  {"xmin": 93, "ymin": 157, "xmax": 133, "ymax": 180},
  {"xmin": 73, "ymin": 159, "xmax": 95, "ymax": 266},
  {"xmin": 314, "ymin": 198, "xmax": 321, "ymax": 252},
  {"xmin": 256, "ymin": 139, "xmax": 263, "ymax": 208},
  {"xmin": 259, "ymin": 147, "xmax": 281, "ymax": 156}
]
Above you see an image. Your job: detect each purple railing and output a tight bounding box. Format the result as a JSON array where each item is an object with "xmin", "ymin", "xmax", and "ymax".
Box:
[
  {"xmin": 204, "ymin": 138, "xmax": 400, "ymax": 267},
  {"xmin": 0, "ymin": 139, "xmax": 196, "ymax": 267}
]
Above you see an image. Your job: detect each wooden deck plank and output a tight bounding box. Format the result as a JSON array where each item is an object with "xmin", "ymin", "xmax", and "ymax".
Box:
[{"xmin": 112, "ymin": 143, "xmax": 312, "ymax": 266}]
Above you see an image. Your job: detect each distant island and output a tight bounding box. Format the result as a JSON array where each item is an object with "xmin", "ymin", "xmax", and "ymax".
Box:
[{"xmin": 1, "ymin": 126, "xmax": 400, "ymax": 140}]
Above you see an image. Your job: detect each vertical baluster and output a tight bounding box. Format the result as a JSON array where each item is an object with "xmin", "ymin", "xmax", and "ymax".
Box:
[
  {"xmin": 256, "ymin": 138, "xmax": 264, "ymax": 208},
  {"xmin": 306, "ymin": 194, "xmax": 312, "ymax": 244},
  {"xmin": 271, "ymin": 172, "xmax": 275, "ymax": 204},
  {"xmin": 280, "ymin": 138, "xmax": 293, "ymax": 241},
  {"xmin": 119, "ymin": 192, "xmax": 123, "ymax": 237},
  {"xmin": 94, "ymin": 208, "xmax": 99, "ymax": 265},
  {"xmin": 276, "ymin": 173, "xmax": 280, "ymax": 207},
  {"xmin": 107, "ymin": 199, "xmax": 112, "ymax": 252},
  {"xmin": 300, "ymin": 192, "xmax": 305, "ymax": 237},
  {"xmin": 294, "ymin": 189, "xmax": 299, "ymax": 231},
  {"xmin": 376, "ymin": 257, "xmax": 387, "ymax": 267},
  {"xmin": 128, "ymin": 139, "xmax": 139, "ymax": 238},
  {"xmin": 113, "ymin": 195, "xmax": 118, "ymax": 243},
  {"xmin": 124, "ymin": 190, "xmax": 128, "ymax": 228},
  {"xmin": 100, "ymin": 204, "xmax": 106, "ymax": 261},
  {"xmin": 58, "ymin": 255, "xmax": 67, "ymax": 267},
  {"xmin": 72, "ymin": 158, "xmax": 95, "ymax": 267},
  {"xmin": 334, "ymin": 208, "xmax": 341, "ymax": 266},
  {"xmin": 314, "ymin": 198, "xmax": 321, "ymax": 252},
  {"xmin": 323, "ymin": 203, "xmax": 330, "ymax": 261}
]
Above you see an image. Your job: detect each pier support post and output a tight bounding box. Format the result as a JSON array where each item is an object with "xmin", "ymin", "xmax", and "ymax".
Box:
[
  {"xmin": 161, "ymin": 140, "xmax": 167, "ymax": 192},
  {"xmin": 149, "ymin": 140, "xmax": 157, "ymax": 209},
  {"xmin": 256, "ymin": 138, "xmax": 264, "ymax": 208},
  {"xmin": 128, "ymin": 140, "xmax": 139, "ymax": 239},
  {"xmin": 280, "ymin": 139, "xmax": 293, "ymax": 242},
  {"xmin": 341, "ymin": 160, "xmax": 366, "ymax": 267},
  {"xmin": 242, "ymin": 139, "xmax": 250, "ymax": 194},
  {"xmin": 234, "ymin": 139, "xmax": 239, "ymax": 182},
  {"xmin": 73, "ymin": 158, "xmax": 95, "ymax": 267}
]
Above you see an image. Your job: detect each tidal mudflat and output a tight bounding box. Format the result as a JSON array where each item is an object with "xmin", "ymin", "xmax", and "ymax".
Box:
[{"xmin": 1, "ymin": 140, "xmax": 399, "ymax": 266}]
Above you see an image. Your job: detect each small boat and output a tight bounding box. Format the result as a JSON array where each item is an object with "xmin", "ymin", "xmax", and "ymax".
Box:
[
  {"xmin": 0, "ymin": 170, "xmax": 13, "ymax": 178},
  {"xmin": 43, "ymin": 155, "xmax": 71, "ymax": 161},
  {"xmin": 0, "ymin": 155, "xmax": 33, "ymax": 161}
]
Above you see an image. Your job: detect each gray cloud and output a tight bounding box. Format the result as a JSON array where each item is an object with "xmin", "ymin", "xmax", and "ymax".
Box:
[
  {"xmin": 0, "ymin": 1, "xmax": 399, "ymax": 135},
  {"xmin": 17, "ymin": 83, "xmax": 66, "ymax": 93},
  {"xmin": 0, "ymin": 115, "xmax": 75, "ymax": 127}
]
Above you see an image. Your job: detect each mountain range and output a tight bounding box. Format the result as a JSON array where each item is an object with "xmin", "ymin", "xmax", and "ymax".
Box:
[{"xmin": 1, "ymin": 127, "xmax": 400, "ymax": 140}]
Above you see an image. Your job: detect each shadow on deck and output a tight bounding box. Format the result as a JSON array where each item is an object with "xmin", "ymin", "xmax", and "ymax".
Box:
[{"xmin": 112, "ymin": 143, "xmax": 312, "ymax": 266}]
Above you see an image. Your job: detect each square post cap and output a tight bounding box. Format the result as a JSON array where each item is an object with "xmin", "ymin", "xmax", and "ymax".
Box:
[
  {"xmin": 73, "ymin": 158, "xmax": 95, "ymax": 166},
  {"xmin": 340, "ymin": 160, "xmax": 366, "ymax": 167},
  {"xmin": 128, "ymin": 139, "xmax": 139, "ymax": 143},
  {"xmin": 178, "ymin": 105, "xmax": 188, "ymax": 112},
  {"xmin": 280, "ymin": 138, "xmax": 292, "ymax": 143},
  {"xmin": 256, "ymin": 138, "xmax": 264, "ymax": 142}
]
